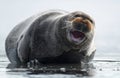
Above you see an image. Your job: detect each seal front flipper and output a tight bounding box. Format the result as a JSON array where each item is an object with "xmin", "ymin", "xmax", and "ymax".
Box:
[{"xmin": 27, "ymin": 59, "xmax": 41, "ymax": 69}]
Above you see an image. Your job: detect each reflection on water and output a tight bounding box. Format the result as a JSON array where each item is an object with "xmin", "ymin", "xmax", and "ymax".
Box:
[
  {"xmin": 0, "ymin": 55, "xmax": 95, "ymax": 78},
  {"xmin": 6, "ymin": 56, "xmax": 95, "ymax": 76},
  {"xmin": 0, "ymin": 55, "xmax": 120, "ymax": 78}
]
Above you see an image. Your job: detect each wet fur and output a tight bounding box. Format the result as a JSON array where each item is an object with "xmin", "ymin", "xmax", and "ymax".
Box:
[{"xmin": 5, "ymin": 10, "xmax": 96, "ymax": 65}]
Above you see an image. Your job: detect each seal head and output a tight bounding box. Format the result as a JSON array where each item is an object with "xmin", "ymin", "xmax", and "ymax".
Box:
[{"xmin": 58, "ymin": 11, "xmax": 95, "ymax": 50}]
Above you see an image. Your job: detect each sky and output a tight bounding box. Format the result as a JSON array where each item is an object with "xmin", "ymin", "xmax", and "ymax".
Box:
[{"xmin": 0, "ymin": 0, "xmax": 120, "ymax": 59}]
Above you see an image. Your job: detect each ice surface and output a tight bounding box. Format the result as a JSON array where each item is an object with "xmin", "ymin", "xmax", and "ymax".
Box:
[{"xmin": 0, "ymin": 0, "xmax": 120, "ymax": 78}]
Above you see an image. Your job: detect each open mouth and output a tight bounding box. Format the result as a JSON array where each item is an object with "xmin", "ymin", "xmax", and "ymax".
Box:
[{"xmin": 70, "ymin": 30, "xmax": 86, "ymax": 43}]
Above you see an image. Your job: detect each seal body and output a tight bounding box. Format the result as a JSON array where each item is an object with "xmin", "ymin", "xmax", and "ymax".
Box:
[{"xmin": 5, "ymin": 10, "xmax": 96, "ymax": 65}]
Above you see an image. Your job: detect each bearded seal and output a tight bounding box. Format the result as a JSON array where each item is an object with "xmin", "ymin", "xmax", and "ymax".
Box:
[{"xmin": 5, "ymin": 10, "xmax": 96, "ymax": 67}]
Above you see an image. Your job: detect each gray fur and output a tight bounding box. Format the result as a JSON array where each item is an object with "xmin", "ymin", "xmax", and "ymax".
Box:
[{"xmin": 5, "ymin": 10, "xmax": 96, "ymax": 65}]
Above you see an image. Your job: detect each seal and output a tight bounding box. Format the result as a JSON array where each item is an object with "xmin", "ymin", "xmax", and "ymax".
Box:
[{"xmin": 5, "ymin": 10, "xmax": 96, "ymax": 67}]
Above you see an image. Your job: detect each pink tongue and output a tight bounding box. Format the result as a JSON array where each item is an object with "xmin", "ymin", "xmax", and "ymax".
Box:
[{"xmin": 71, "ymin": 31, "xmax": 84, "ymax": 39}]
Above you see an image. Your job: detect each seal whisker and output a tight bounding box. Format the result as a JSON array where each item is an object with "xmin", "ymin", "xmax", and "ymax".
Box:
[{"xmin": 61, "ymin": 21, "xmax": 72, "ymax": 29}]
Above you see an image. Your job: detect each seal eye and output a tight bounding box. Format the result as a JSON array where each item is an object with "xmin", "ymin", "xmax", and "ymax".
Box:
[{"xmin": 74, "ymin": 14, "xmax": 81, "ymax": 17}]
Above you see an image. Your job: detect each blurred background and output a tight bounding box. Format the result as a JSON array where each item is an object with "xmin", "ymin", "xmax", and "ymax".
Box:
[{"xmin": 0, "ymin": 0, "xmax": 120, "ymax": 61}]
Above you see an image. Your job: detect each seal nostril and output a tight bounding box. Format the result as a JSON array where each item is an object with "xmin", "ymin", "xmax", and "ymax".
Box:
[
  {"xmin": 74, "ymin": 24, "xmax": 81, "ymax": 30},
  {"xmin": 73, "ymin": 22, "xmax": 90, "ymax": 33},
  {"xmin": 73, "ymin": 22, "xmax": 85, "ymax": 30}
]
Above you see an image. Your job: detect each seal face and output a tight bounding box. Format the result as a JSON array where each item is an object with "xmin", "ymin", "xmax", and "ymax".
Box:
[
  {"xmin": 66, "ymin": 17, "xmax": 93, "ymax": 45},
  {"xmin": 58, "ymin": 11, "xmax": 95, "ymax": 50},
  {"xmin": 5, "ymin": 10, "xmax": 96, "ymax": 66}
]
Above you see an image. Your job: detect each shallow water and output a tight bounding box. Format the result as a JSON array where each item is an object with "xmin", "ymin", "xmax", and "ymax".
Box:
[{"xmin": 0, "ymin": 55, "xmax": 120, "ymax": 78}]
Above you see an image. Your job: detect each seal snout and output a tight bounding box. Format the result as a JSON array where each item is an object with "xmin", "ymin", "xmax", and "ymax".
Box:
[
  {"xmin": 67, "ymin": 16, "xmax": 94, "ymax": 44},
  {"xmin": 72, "ymin": 17, "xmax": 93, "ymax": 33}
]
